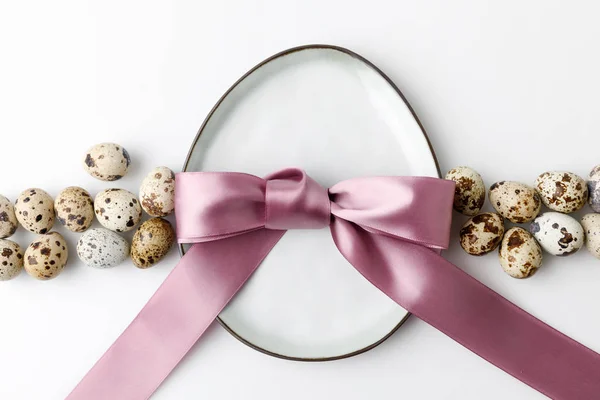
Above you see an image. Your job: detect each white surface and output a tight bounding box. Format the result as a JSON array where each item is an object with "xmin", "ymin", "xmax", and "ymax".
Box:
[
  {"xmin": 185, "ymin": 46, "xmax": 437, "ymax": 359},
  {"xmin": 1, "ymin": 1, "xmax": 600, "ymax": 399}
]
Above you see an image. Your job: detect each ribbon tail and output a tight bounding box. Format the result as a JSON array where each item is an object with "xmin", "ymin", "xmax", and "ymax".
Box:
[
  {"xmin": 67, "ymin": 229, "xmax": 286, "ymax": 400},
  {"xmin": 331, "ymin": 219, "xmax": 600, "ymax": 400}
]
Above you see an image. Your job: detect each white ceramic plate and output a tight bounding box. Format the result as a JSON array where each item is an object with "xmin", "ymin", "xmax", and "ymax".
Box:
[{"xmin": 182, "ymin": 45, "xmax": 440, "ymax": 360}]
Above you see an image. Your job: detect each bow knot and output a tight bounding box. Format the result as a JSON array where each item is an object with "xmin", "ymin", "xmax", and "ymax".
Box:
[{"xmin": 264, "ymin": 168, "xmax": 331, "ymax": 230}]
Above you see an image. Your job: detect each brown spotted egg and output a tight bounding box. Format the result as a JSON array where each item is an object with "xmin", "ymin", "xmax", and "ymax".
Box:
[
  {"xmin": 94, "ymin": 189, "xmax": 142, "ymax": 233},
  {"xmin": 131, "ymin": 218, "xmax": 174, "ymax": 268},
  {"xmin": 445, "ymin": 166, "xmax": 485, "ymax": 216},
  {"xmin": 499, "ymin": 227, "xmax": 543, "ymax": 279},
  {"xmin": 14, "ymin": 188, "xmax": 55, "ymax": 234},
  {"xmin": 24, "ymin": 232, "xmax": 68, "ymax": 280},
  {"xmin": 139, "ymin": 166, "xmax": 176, "ymax": 217},
  {"xmin": 530, "ymin": 212, "xmax": 584, "ymax": 256},
  {"xmin": 489, "ymin": 181, "xmax": 541, "ymax": 223},
  {"xmin": 0, "ymin": 239, "xmax": 24, "ymax": 281},
  {"xmin": 83, "ymin": 142, "xmax": 131, "ymax": 181},
  {"xmin": 55, "ymin": 187, "xmax": 95, "ymax": 232},
  {"xmin": 534, "ymin": 171, "xmax": 587, "ymax": 213},
  {"xmin": 459, "ymin": 212, "xmax": 505, "ymax": 255},
  {"xmin": 581, "ymin": 213, "xmax": 600, "ymax": 259},
  {"xmin": 0, "ymin": 194, "xmax": 18, "ymax": 238}
]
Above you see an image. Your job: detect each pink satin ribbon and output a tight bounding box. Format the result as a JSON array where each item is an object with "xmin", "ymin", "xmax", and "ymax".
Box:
[{"xmin": 68, "ymin": 168, "xmax": 600, "ymax": 400}]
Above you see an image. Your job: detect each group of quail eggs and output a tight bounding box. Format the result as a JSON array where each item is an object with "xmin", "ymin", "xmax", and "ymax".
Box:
[
  {"xmin": 0, "ymin": 143, "xmax": 176, "ymax": 281},
  {"xmin": 447, "ymin": 166, "xmax": 600, "ymax": 279}
]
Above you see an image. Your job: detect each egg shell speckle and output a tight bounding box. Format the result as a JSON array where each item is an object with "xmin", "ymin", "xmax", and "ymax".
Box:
[
  {"xmin": 459, "ymin": 212, "xmax": 505, "ymax": 255},
  {"xmin": 530, "ymin": 212, "xmax": 584, "ymax": 256},
  {"xmin": 581, "ymin": 213, "xmax": 600, "ymax": 259},
  {"xmin": 24, "ymin": 232, "xmax": 68, "ymax": 280},
  {"xmin": 94, "ymin": 189, "xmax": 142, "ymax": 233},
  {"xmin": 14, "ymin": 188, "xmax": 55, "ymax": 234},
  {"xmin": 131, "ymin": 218, "xmax": 174, "ymax": 269},
  {"xmin": 0, "ymin": 239, "xmax": 23, "ymax": 281},
  {"xmin": 139, "ymin": 166, "xmax": 176, "ymax": 217},
  {"xmin": 499, "ymin": 227, "xmax": 543, "ymax": 279},
  {"xmin": 77, "ymin": 228, "xmax": 130, "ymax": 268},
  {"xmin": 83, "ymin": 142, "xmax": 131, "ymax": 181},
  {"xmin": 587, "ymin": 165, "xmax": 600, "ymax": 212},
  {"xmin": 55, "ymin": 187, "xmax": 95, "ymax": 232},
  {"xmin": 0, "ymin": 195, "xmax": 18, "ymax": 238},
  {"xmin": 445, "ymin": 166, "xmax": 485, "ymax": 216},
  {"xmin": 535, "ymin": 171, "xmax": 587, "ymax": 213},
  {"xmin": 489, "ymin": 181, "xmax": 541, "ymax": 223}
]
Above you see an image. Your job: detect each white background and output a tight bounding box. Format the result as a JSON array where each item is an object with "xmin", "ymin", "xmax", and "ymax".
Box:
[{"xmin": 1, "ymin": 1, "xmax": 599, "ymax": 399}]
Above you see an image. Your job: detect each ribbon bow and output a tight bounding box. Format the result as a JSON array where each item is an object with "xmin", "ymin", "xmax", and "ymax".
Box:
[{"xmin": 69, "ymin": 168, "xmax": 600, "ymax": 400}]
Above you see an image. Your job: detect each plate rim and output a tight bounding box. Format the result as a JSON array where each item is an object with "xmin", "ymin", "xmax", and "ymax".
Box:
[{"xmin": 181, "ymin": 44, "xmax": 442, "ymax": 362}]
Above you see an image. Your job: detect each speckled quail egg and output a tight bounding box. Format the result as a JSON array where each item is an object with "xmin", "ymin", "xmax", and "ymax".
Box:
[
  {"xmin": 0, "ymin": 195, "xmax": 18, "ymax": 238},
  {"xmin": 445, "ymin": 166, "xmax": 485, "ymax": 216},
  {"xmin": 587, "ymin": 165, "xmax": 600, "ymax": 212},
  {"xmin": 139, "ymin": 166, "xmax": 176, "ymax": 217},
  {"xmin": 580, "ymin": 214, "xmax": 600, "ymax": 259},
  {"xmin": 459, "ymin": 212, "xmax": 505, "ymax": 255},
  {"xmin": 83, "ymin": 142, "xmax": 131, "ymax": 181},
  {"xmin": 499, "ymin": 227, "xmax": 543, "ymax": 279},
  {"xmin": 534, "ymin": 171, "xmax": 587, "ymax": 213},
  {"xmin": 55, "ymin": 187, "xmax": 94, "ymax": 232},
  {"xmin": 14, "ymin": 188, "xmax": 55, "ymax": 234},
  {"xmin": 131, "ymin": 218, "xmax": 174, "ymax": 269},
  {"xmin": 94, "ymin": 189, "xmax": 142, "ymax": 233},
  {"xmin": 24, "ymin": 232, "xmax": 68, "ymax": 280},
  {"xmin": 530, "ymin": 212, "xmax": 584, "ymax": 256},
  {"xmin": 77, "ymin": 228, "xmax": 130, "ymax": 268},
  {"xmin": 489, "ymin": 181, "xmax": 541, "ymax": 223},
  {"xmin": 0, "ymin": 239, "xmax": 23, "ymax": 281}
]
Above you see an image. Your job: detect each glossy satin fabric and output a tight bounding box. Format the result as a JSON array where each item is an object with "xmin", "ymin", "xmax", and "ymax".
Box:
[{"xmin": 68, "ymin": 168, "xmax": 600, "ymax": 400}]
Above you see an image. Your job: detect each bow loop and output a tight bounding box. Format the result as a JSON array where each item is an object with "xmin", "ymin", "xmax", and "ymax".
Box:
[
  {"xmin": 175, "ymin": 172, "xmax": 266, "ymax": 242},
  {"xmin": 329, "ymin": 176, "xmax": 455, "ymax": 249}
]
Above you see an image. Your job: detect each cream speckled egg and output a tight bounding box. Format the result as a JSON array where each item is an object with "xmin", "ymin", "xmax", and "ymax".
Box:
[
  {"xmin": 580, "ymin": 214, "xmax": 600, "ymax": 259},
  {"xmin": 0, "ymin": 239, "xmax": 23, "ymax": 281},
  {"xmin": 77, "ymin": 228, "xmax": 130, "ymax": 268},
  {"xmin": 530, "ymin": 212, "xmax": 584, "ymax": 256},
  {"xmin": 445, "ymin": 166, "xmax": 485, "ymax": 216},
  {"xmin": 0, "ymin": 195, "xmax": 18, "ymax": 238},
  {"xmin": 131, "ymin": 218, "xmax": 174, "ymax": 269},
  {"xmin": 24, "ymin": 232, "xmax": 68, "ymax": 280},
  {"xmin": 55, "ymin": 187, "xmax": 95, "ymax": 232},
  {"xmin": 499, "ymin": 227, "xmax": 543, "ymax": 279},
  {"xmin": 587, "ymin": 165, "xmax": 600, "ymax": 212},
  {"xmin": 139, "ymin": 166, "xmax": 176, "ymax": 217},
  {"xmin": 94, "ymin": 189, "xmax": 142, "ymax": 233},
  {"xmin": 83, "ymin": 143, "xmax": 131, "ymax": 181},
  {"xmin": 459, "ymin": 212, "xmax": 504, "ymax": 255},
  {"xmin": 534, "ymin": 171, "xmax": 587, "ymax": 213},
  {"xmin": 489, "ymin": 181, "xmax": 541, "ymax": 223},
  {"xmin": 15, "ymin": 188, "xmax": 55, "ymax": 234}
]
